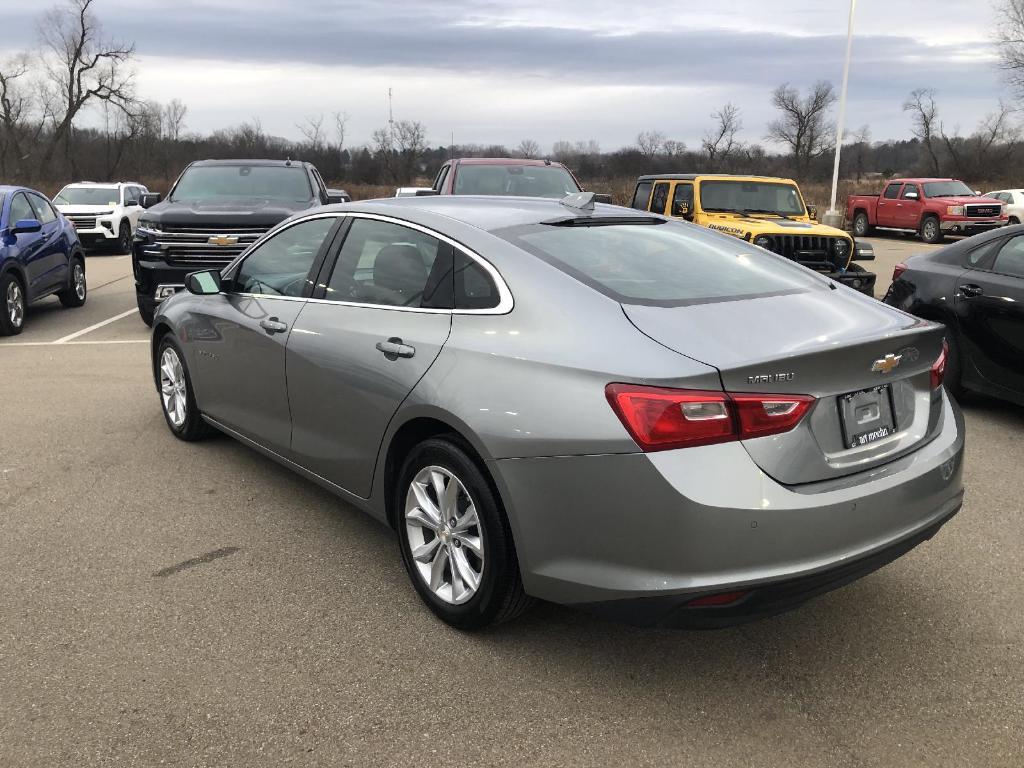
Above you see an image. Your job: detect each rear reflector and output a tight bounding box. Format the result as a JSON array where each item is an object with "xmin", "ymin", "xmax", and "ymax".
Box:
[
  {"xmin": 892, "ymin": 263, "xmax": 908, "ymax": 281},
  {"xmin": 606, "ymin": 384, "xmax": 815, "ymax": 452},
  {"xmin": 931, "ymin": 340, "xmax": 948, "ymax": 390},
  {"xmin": 686, "ymin": 590, "xmax": 752, "ymax": 608}
]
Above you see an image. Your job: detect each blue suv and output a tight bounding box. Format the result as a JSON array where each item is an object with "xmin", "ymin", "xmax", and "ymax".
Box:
[{"xmin": 0, "ymin": 185, "xmax": 87, "ymax": 335}]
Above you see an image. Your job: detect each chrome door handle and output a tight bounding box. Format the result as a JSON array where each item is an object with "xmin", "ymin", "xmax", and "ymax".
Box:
[
  {"xmin": 376, "ymin": 338, "xmax": 416, "ymax": 358},
  {"xmin": 959, "ymin": 284, "xmax": 984, "ymax": 298},
  {"xmin": 260, "ymin": 317, "xmax": 288, "ymax": 334}
]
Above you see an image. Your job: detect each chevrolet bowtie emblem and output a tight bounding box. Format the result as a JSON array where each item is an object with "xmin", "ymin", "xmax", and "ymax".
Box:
[
  {"xmin": 208, "ymin": 235, "xmax": 239, "ymax": 246},
  {"xmin": 871, "ymin": 353, "xmax": 902, "ymax": 374}
]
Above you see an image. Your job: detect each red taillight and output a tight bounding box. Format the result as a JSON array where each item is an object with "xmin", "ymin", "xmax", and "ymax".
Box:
[
  {"xmin": 892, "ymin": 263, "xmax": 908, "ymax": 281},
  {"xmin": 931, "ymin": 340, "xmax": 948, "ymax": 390},
  {"xmin": 605, "ymin": 384, "xmax": 815, "ymax": 452},
  {"xmin": 686, "ymin": 590, "xmax": 752, "ymax": 608}
]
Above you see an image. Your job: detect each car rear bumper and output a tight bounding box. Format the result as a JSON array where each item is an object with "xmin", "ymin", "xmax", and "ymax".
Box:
[{"xmin": 493, "ymin": 390, "xmax": 964, "ymax": 623}]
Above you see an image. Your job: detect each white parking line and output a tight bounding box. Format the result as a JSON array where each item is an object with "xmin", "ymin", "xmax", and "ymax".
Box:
[
  {"xmin": 53, "ymin": 309, "xmax": 139, "ymax": 344},
  {"xmin": 0, "ymin": 339, "xmax": 148, "ymax": 348}
]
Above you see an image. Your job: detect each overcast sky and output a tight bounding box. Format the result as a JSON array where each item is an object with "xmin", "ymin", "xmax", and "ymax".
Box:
[{"xmin": 0, "ymin": 0, "xmax": 1008, "ymax": 151}]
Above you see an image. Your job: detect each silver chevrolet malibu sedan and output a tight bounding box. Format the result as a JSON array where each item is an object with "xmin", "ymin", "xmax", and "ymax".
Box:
[{"xmin": 151, "ymin": 194, "xmax": 964, "ymax": 629}]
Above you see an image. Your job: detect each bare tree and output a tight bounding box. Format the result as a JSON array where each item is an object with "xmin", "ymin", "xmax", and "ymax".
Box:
[
  {"xmin": 662, "ymin": 139, "xmax": 687, "ymax": 158},
  {"xmin": 766, "ymin": 81, "xmax": 836, "ymax": 177},
  {"xmin": 298, "ymin": 113, "xmax": 326, "ymax": 150},
  {"xmin": 636, "ymin": 130, "xmax": 665, "ymax": 158},
  {"xmin": 333, "ymin": 111, "xmax": 349, "ymax": 152},
  {"xmin": 903, "ymin": 88, "xmax": 942, "ymax": 176},
  {"xmin": 35, "ymin": 0, "xmax": 137, "ymax": 178},
  {"xmin": 702, "ymin": 103, "xmax": 742, "ymax": 166},
  {"xmin": 848, "ymin": 124, "xmax": 871, "ymax": 182},
  {"xmin": 515, "ymin": 138, "xmax": 540, "ymax": 158},
  {"xmin": 373, "ymin": 119, "xmax": 427, "ymax": 183},
  {"xmin": 162, "ymin": 98, "xmax": 187, "ymax": 141},
  {"xmin": 0, "ymin": 56, "xmax": 34, "ymax": 176},
  {"xmin": 995, "ymin": 0, "xmax": 1024, "ymax": 98}
]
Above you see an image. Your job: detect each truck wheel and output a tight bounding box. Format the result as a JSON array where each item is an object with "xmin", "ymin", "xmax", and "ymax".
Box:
[
  {"xmin": 920, "ymin": 216, "xmax": 944, "ymax": 244},
  {"xmin": 1009, "ymin": 216, "xmax": 1020, "ymax": 226},
  {"xmin": 852, "ymin": 211, "xmax": 872, "ymax": 237},
  {"xmin": 137, "ymin": 298, "xmax": 155, "ymax": 327}
]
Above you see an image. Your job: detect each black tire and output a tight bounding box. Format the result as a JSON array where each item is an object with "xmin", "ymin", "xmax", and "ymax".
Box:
[
  {"xmin": 137, "ymin": 298, "xmax": 155, "ymax": 327},
  {"xmin": 116, "ymin": 221, "xmax": 133, "ymax": 254},
  {"xmin": 1009, "ymin": 216, "xmax": 1020, "ymax": 226},
  {"xmin": 852, "ymin": 211, "xmax": 872, "ymax": 237},
  {"xmin": 920, "ymin": 215, "xmax": 944, "ymax": 244},
  {"xmin": 943, "ymin": 331, "xmax": 966, "ymax": 401},
  {"xmin": 0, "ymin": 272, "xmax": 26, "ymax": 336},
  {"xmin": 155, "ymin": 334, "xmax": 215, "ymax": 441},
  {"xmin": 396, "ymin": 437, "xmax": 532, "ymax": 630},
  {"xmin": 58, "ymin": 258, "xmax": 87, "ymax": 308}
]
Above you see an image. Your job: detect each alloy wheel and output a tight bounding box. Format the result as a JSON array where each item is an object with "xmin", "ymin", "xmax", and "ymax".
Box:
[
  {"xmin": 6, "ymin": 280, "xmax": 24, "ymax": 328},
  {"xmin": 73, "ymin": 263, "xmax": 86, "ymax": 300},
  {"xmin": 159, "ymin": 347, "xmax": 188, "ymax": 428},
  {"xmin": 404, "ymin": 465, "xmax": 485, "ymax": 605},
  {"xmin": 924, "ymin": 220, "xmax": 937, "ymax": 240}
]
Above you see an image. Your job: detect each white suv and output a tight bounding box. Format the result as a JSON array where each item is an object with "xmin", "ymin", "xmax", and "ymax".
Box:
[{"xmin": 52, "ymin": 181, "xmax": 149, "ymax": 253}]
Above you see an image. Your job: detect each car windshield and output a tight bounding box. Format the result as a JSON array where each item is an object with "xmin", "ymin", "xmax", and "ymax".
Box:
[
  {"xmin": 699, "ymin": 180, "xmax": 806, "ymax": 216},
  {"xmin": 170, "ymin": 165, "xmax": 312, "ymax": 203},
  {"xmin": 501, "ymin": 220, "xmax": 821, "ymax": 306},
  {"xmin": 922, "ymin": 181, "xmax": 975, "ymax": 198},
  {"xmin": 453, "ymin": 165, "xmax": 581, "ymax": 198},
  {"xmin": 53, "ymin": 187, "xmax": 119, "ymax": 205}
]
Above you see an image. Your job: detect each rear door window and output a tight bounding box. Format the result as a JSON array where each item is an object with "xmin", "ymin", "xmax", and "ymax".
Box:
[
  {"xmin": 649, "ymin": 182, "xmax": 670, "ymax": 215},
  {"xmin": 671, "ymin": 183, "xmax": 694, "ymax": 217},
  {"xmin": 433, "ymin": 165, "xmax": 450, "ymax": 193},
  {"xmin": 883, "ymin": 183, "xmax": 902, "ymax": 200},
  {"xmin": 630, "ymin": 182, "xmax": 652, "ymax": 210}
]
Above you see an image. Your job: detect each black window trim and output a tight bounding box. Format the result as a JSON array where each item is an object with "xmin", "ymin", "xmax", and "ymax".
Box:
[
  {"xmin": 27, "ymin": 191, "xmax": 57, "ymax": 223},
  {"xmin": 10, "ymin": 191, "xmax": 36, "ymax": 223},
  {"xmin": 304, "ymin": 212, "xmax": 513, "ymax": 315}
]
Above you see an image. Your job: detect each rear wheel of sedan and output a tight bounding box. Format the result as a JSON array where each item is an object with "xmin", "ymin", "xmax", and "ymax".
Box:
[
  {"xmin": 1, "ymin": 273, "xmax": 26, "ymax": 336},
  {"xmin": 156, "ymin": 335, "xmax": 215, "ymax": 441},
  {"xmin": 397, "ymin": 438, "xmax": 532, "ymax": 629}
]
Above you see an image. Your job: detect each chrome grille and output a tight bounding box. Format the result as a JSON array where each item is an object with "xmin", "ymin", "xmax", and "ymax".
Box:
[
  {"xmin": 153, "ymin": 226, "xmax": 270, "ymax": 265},
  {"xmin": 67, "ymin": 216, "xmax": 97, "ymax": 229},
  {"xmin": 965, "ymin": 204, "xmax": 1001, "ymax": 218}
]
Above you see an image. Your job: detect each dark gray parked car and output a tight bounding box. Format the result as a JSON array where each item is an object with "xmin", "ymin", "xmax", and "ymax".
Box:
[{"xmin": 151, "ymin": 194, "xmax": 965, "ymax": 629}]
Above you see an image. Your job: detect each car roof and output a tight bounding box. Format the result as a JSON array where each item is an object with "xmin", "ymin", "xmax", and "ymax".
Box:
[
  {"xmin": 451, "ymin": 157, "xmax": 565, "ymax": 168},
  {"xmin": 635, "ymin": 173, "xmax": 797, "ymax": 183},
  {"xmin": 889, "ymin": 178, "xmax": 956, "ymax": 183},
  {"xmin": 190, "ymin": 158, "xmax": 310, "ymax": 167},
  {"xmin": 320, "ymin": 195, "xmax": 656, "ymax": 233}
]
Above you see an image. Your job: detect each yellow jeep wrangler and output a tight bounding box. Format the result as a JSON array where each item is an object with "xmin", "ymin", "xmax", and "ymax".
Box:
[{"xmin": 631, "ymin": 174, "xmax": 876, "ymax": 295}]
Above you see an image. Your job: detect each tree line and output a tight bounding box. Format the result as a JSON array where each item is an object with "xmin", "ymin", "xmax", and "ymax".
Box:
[{"xmin": 3, "ymin": 0, "xmax": 1024, "ymax": 194}]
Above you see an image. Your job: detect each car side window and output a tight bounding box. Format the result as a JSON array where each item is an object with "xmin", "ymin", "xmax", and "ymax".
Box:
[
  {"xmin": 9, "ymin": 192, "xmax": 35, "ymax": 223},
  {"xmin": 433, "ymin": 165, "xmax": 450, "ymax": 192},
  {"xmin": 649, "ymin": 182, "xmax": 670, "ymax": 215},
  {"xmin": 965, "ymin": 238, "xmax": 1004, "ymax": 269},
  {"xmin": 233, "ymin": 216, "xmax": 337, "ymax": 297},
  {"xmin": 28, "ymin": 194, "xmax": 57, "ymax": 223},
  {"xmin": 883, "ymin": 183, "xmax": 902, "ymax": 200},
  {"xmin": 454, "ymin": 251, "xmax": 499, "ymax": 310},
  {"xmin": 671, "ymin": 183, "xmax": 694, "ymax": 217},
  {"xmin": 324, "ymin": 218, "xmax": 450, "ymax": 308},
  {"xmin": 630, "ymin": 182, "xmax": 652, "ymax": 211},
  {"xmin": 901, "ymin": 184, "xmax": 919, "ymax": 200},
  {"xmin": 993, "ymin": 236, "xmax": 1024, "ymax": 279},
  {"xmin": 123, "ymin": 186, "xmax": 140, "ymax": 205}
]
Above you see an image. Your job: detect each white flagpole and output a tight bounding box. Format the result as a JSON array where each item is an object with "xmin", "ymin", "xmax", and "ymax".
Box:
[{"xmin": 827, "ymin": 0, "xmax": 857, "ymax": 224}]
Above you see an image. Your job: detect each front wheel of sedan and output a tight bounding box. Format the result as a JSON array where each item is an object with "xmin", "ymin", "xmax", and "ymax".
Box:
[
  {"xmin": 156, "ymin": 335, "xmax": 215, "ymax": 441},
  {"xmin": 397, "ymin": 438, "xmax": 532, "ymax": 629}
]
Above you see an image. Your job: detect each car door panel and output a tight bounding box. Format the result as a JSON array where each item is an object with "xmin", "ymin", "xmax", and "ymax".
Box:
[
  {"xmin": 286, "ymin": 304, "xmax": 451, "ymax": 496},
  {"xmin": 8, "ymin": 193, "xmax": 47, "ymax": 296},
  {"xmin": 898, "ymin": 184, "xmax": 922, "ymax": 230},
  {"xmin": 955, "ymin": 237, "xmax": 1024, "ymax": 394},
  {"xmin": 876, "ymin": 184, "xmax": 902, "ymax": 228}
]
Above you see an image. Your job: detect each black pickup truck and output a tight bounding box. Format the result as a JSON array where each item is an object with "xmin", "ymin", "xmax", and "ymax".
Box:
[{"xmin": 132, "ymin": 158, "xmax": 349, "ymax": 324}]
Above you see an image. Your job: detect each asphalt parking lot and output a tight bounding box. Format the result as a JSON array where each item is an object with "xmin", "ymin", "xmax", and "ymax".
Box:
[{"xmin": 2, "ymin": 238, "xmax": 1022, "ymax": 767}]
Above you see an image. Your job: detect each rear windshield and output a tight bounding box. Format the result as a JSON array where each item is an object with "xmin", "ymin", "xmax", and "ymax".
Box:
[
  {"xmin": 171, "ymin": 165, "xmax": 312, "ymax": 203},
  {"xmin": 922, "ymin": 181, "xmax": 974, "ymax": 198},
  {"xmin": 501, "ymin": 221, "xmax": 821, "ymax": 306},
  {"xmin": 54, "ymin": 187, "xmax": 119, "ymax": 205},
  {"xmin": 453, "ymin": 164, "xmax": 580, "ymax": 198}
]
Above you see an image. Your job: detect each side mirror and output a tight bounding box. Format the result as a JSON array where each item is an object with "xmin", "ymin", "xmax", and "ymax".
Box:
[
  {"xmin": 904, "ymin": 192, "xmax": 919, "ymax": 200},
  {"xmin": 807, "ymin": 204, "xmax": 818, "ymax": 220},
  {"xmin": 185, "ymin": 269, "xmax": 223, "ymax": 295},
  {"xmin": 592, "ymin": 193, "xmax": 613, "ymax": 204},
  {"xmin": 140, "ymin": 192, "xmax": 162, "ymax": 209},
  {"xmin": 12, "ymin": 218, "xmax": 42, "ymax": 234},
  {"xmin": 326, "ymin": 188, "xmax": 350, "ymax": 204},
  {"xmin": 974, "ymin": 190, "xmax": 982, "ymax": 196}
]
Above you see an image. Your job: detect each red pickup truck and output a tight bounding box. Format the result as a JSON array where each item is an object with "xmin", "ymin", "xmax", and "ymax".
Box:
[{"xmin": 847, "ymin": 178, "xmax": 1007, "ymax": 244}]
